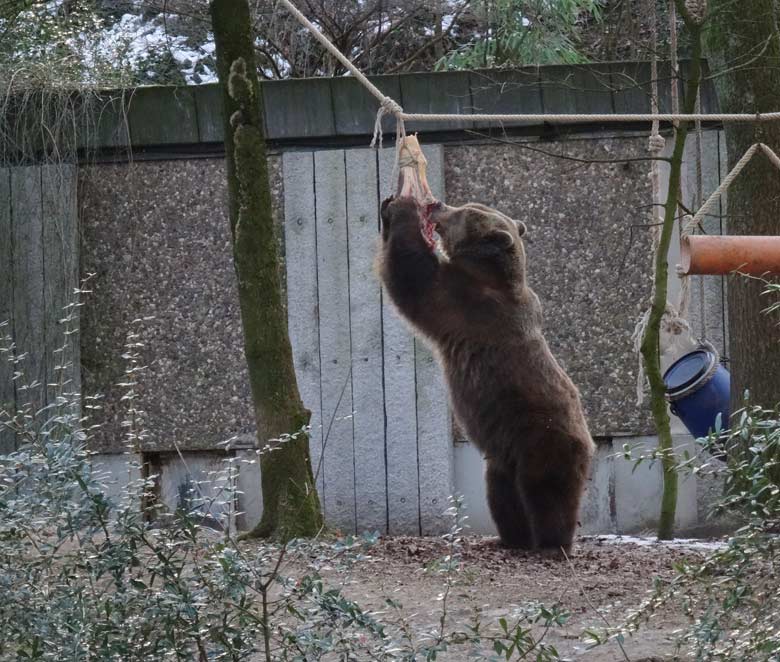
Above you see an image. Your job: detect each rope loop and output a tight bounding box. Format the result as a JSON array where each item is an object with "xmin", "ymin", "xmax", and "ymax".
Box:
[
  {"xmin": 648, "ymin": 133, "xmax": 666, "ymax": 152},
  {"xmin": 370, "ymin": 97, "xmax": 404, "ymax": 149},
  {"xmin": 681, "ymin": 213, "xmax": 696, "ymax": 237},
  {"xmin": 685, "ymin": 0, "xmax": 707, "ymax": 23}
]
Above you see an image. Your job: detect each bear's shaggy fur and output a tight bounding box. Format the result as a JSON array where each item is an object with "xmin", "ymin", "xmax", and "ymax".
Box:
[{"xmin": 376, "ymin": 196, "xmax": 595, "ymax": 553}]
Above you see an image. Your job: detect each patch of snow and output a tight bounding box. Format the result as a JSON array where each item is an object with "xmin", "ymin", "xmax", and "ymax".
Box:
[
  {"xmin": 64, "ymin": 13, "xmax": 217, "ymax": 85},
  {"xmin": 583, "ymin": 534, "xmax": 728, "ymax": 551}
]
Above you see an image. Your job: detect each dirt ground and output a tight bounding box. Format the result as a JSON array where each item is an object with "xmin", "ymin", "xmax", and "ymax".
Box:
[{"xmin": 307, "ymin": 534, "xmax": 720, "ymax": 661}]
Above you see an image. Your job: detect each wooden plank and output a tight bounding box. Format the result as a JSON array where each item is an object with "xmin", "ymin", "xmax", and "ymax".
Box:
[
  {"xmin": 540, "ymin": 64, "xmax": 614, "ymax": 116},
  {"xmin": 282, "ymin": 152, "xmax": 325, "ymax": 501},
  {"xmin": 11, "ymin": 167, "xmax": 46, "ymax": 415},
  {"xmin": 194, "ymin": 84, "xmax": 225, "ymax": 143},
  {"xmin": 679, "ymin": 60, "xmax": 720, "ymax": 114},
  {"xmin": 610, "ymin": 62, "xmax": 673, "ymax": 115},
  {"xmin": 400, "ymin": 71, "xmax": 473, "ymax": 133},
  {"xmin": 413, "ymin": 145, "xmax": 454, "ymax": 535},
  {"xmin": 0, "ymin": 168, "xmax": 15, "ymax": 453},
  {"xmin": 345, "ymin": 148, "xmax": 387, "ymax": 533},
  {"xmin": 41, "ymin": 164, "xmax": 79, "ymax": 404},
  {"xmin": 78, "ymin": 90, "xmax": 130, "ymax": 151},
  {"xmin": 263, "ymin": 79, "xmax": 335, "ymax": 140},
  {"xmin": 378, "ymin": 147, "xmax": 420, "ymax": 534},
  {"xmin": 314, "ymin": 149, "xmax": 357, "ymax": 534},
  {"xmin": 468, "ymin": 68, "xmax": 542, "ymax": 128},
  {"xmin": 128, "ymin": 87, "xmax": 198, "ymax": 146},
  {"xmin": 332, "ymin": 75, "xmax": 401, "ymax": 136}
]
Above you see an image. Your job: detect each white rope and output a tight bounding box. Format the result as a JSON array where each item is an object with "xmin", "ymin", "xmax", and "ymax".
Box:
[
  {"xmin": 277, "ymin": 0, "xmax": 392, "ymax": 108},
  {"xmin": 675, "ymin": 141, "xmax": 780, "ymax": 237},
  {"xmin": 683, "ymin": 142, "xmax": 761, "ymax": 231},
  {"xmin": 370, "ymin": 97, "xmax": 404, "ymax": 148},
  {"xmin": 635, "ymin": 0, "xmax": 671, "ymax": 406},
  {"xmin": 694, "ymin": 90, "xmax": 706, "ymax": 337},
  {"xmin": 397, "ymin": 111, "xmax": 780, "ymax": 123}
]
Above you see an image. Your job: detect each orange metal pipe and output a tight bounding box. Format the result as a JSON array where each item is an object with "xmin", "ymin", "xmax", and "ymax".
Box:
[{"xmin": 680, "ymin": 235, "xmax": 780, "ymax": 276}]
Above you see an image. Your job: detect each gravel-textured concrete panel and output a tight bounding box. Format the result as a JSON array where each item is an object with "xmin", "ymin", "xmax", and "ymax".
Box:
[{"xmin": 79, "ymin": 157, "xmax": 284, "ymax": 452}]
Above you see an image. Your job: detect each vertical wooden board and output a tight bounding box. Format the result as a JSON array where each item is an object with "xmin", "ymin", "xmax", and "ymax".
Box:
[
  {"xmin": 378, "ymin": 147, "xmax": 420, "ymax": 534},
  {"xmin": 345, "ymin": 149, "xmax": 387, "ymax": 533},
  {"xmin": 539, "ymin": 65, "xmax": 614, "ymax": 115},
  {"xmin": 263, "ymin": 79, "xmax": 335, "ymax": 139},
  {"xmin": 282, "ymin": 152, "xmax": 325, "ymax": 501},
  {"xmin": 0, "ymin": 168, "xmax": 15, "ymax": 452},
  {"xmin": 193, "ymin": 84, "xmax": 224, "ymax": 143},
  {"xmin": 332, "ymin": 75, "xmax": 402, "ymax": 136},
  {"xmin": 468, "ymin": 68, "xmax": 542, "ymax": 129},
  {"xmin": 41, "ymin": 165, "xmax": 79, "ymax": 402},
  {"xmin": 413, "ymin": 145, "xmax": 454, "ymax": 535},
  {"xmin": 127, "ymin": 87, "xmax": 199, "ymax": 146},
  {"xmin": 11, "ymin": 167, "xmax": 46, "ymax": 414},
  {"xmin": 78, "ymin": 90, "xmax": 130, "ymax": 151},
  {"xmin": 414, "ymin": 341, "xmax": 453, "ymax": 534},
  {"xmin": 400, "ymin": 71, "xmax": 474, "ymax": 133},
  {"xmin": 314, "ymin": 149, "xmax": 357, "ymax": 534}
]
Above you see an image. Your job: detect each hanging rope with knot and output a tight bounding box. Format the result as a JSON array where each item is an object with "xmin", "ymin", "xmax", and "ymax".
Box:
[{"xmin": 370, "ymin": 97, "xmax": 405, "ymax": 149}]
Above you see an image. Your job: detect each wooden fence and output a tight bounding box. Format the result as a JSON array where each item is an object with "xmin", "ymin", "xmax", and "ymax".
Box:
[
  {"xmin": 283, "ymin": 146, "xmax": 453, "ymax": 535},
  {"xmin": 0, "ymin": 165, "xmax": 79, "ymax": 452}
]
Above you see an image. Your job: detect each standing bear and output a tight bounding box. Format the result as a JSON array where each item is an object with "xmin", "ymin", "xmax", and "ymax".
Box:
[{"xmin": 376, "ymin": 196, "xmax": 595, "ymax": 553}]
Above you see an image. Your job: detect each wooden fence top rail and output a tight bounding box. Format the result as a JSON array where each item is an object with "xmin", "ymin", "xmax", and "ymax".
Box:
[{"xmin": 69, "ymin": 61, "xmax": 718, "ymax": 152}]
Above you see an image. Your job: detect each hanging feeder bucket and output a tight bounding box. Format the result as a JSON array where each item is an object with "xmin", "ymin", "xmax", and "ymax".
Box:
[
  {"xmin": 663, "ymin": 345, "xmax": 730, "ymax": 439},
  {"xmin": 680, "ymin": 235, "xmax": 780, "ymax": 275}
]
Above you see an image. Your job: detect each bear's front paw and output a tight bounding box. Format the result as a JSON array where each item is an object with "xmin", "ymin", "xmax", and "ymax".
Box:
[{"xmin": 381, "ymin": 195, "xmax": 396, "ymax": 217}]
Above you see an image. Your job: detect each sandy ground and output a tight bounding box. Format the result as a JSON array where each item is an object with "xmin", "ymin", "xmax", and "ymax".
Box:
[{"xmin": 295, "ymin": 534, "xmax": 723, "ymax": 661}]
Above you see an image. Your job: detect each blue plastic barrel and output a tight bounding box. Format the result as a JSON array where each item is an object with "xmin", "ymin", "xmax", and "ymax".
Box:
[{"xmin": 663, "ymin": 346, "xmax": 730, "ymax": 439}]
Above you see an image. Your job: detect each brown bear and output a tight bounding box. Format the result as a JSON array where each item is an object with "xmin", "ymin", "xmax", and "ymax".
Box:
[{"xmin": 376, "ymin": 196, "xmax": 595, "ymax": 553}]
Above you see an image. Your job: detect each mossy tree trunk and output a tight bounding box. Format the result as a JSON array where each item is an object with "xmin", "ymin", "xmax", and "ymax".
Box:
[
  {"xmin": 641, "ymin": 0, "xmax": 703, "ymax": 540},
  {"xmin": 210, "ymin": 0, "xmax": 323, "ymax": 540},
  {"xmin": 706, "ymin": 0, "xmax": 780, "ymax": 409}
]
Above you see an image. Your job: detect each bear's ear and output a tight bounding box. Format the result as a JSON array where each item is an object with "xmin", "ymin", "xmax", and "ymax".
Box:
[
  {"xmin": 514, "ymin": 219, "xmax": 527, "ymax": 237},
  {"xmin": 486, "ymin": 227, "xmax": 515, "ymax": 250}
]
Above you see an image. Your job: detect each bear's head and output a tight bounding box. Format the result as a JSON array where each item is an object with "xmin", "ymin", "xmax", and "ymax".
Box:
[{"xmin": 427, "ymin": 202, "xmax": 527, "ymax": 283}]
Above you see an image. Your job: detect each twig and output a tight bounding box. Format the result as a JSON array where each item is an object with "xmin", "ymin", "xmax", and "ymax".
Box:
[
  {"xmin": 561, "ymin": 547, "xmax": 631, "ymax": 662},
  {"xmin": 464, "ymin": 130, "xmax": 672, "ymax": 164}
]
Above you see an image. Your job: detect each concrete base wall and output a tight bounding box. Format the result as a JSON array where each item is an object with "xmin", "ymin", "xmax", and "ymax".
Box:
[
  {"xmin": 94, "ymin": 432, "xmax": 726, "ymax": 536},
  {"xmin": 90, "ymin": 450, "xmax": 264, "ymax": 533},
  {"xmin": 454, "ymin": 435, "xmax": 703, "ymax": 537}
]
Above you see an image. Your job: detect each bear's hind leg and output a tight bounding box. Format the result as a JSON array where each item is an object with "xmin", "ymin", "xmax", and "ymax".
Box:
[
  {"xmin": 485, "ymin": 458, "xmax": 534, "ymax": 548},
  {"xmin": 520, "ymin": 475, "xmax": 584, "ymax": 555}
]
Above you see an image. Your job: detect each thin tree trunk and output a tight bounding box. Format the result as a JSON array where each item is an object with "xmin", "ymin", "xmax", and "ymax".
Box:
[
  {"xmin": 706, "ymin": 0, "xmax": 780, "ymax": 409},
  {"xmin": 641, "ymin": 1, "xmax": 703, "ymax": 540},
  {"xmin": 210, "ymin": 0, "xmax": 323, "ymax": 540}
]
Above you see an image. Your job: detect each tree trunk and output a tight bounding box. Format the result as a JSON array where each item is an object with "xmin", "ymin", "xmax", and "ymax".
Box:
[
  {"xmin": 210, "ymin": 0, "xmax": 323, "ymax": 540},
  {"xmin": 706, "ymin": 0, "xmax": 780, "ymax": 409},
  {"xmin": 641, "ymin": 0, "xmax": 703, "ymax": 539}
]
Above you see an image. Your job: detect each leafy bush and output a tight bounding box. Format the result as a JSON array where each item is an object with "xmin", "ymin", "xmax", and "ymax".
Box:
[
  {"xmin": 597, "ymin": 403, "xmax": 780, "ymax": 660},
  {"xmin": 0, "ymin": 308, "xmax": 569, "ymax": 660},
  {"xmin": 438, "ymin": 0, "xmax": 602, "ymax": 69}
]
